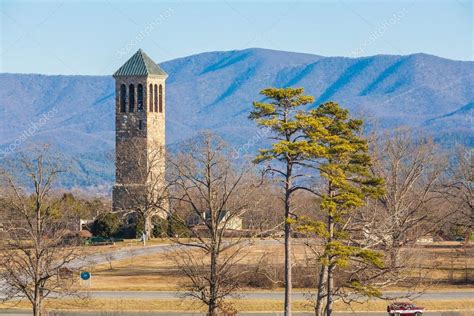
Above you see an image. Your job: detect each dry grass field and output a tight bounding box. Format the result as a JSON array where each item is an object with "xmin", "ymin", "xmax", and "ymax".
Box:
[
  {"xmin": 1, "ymin": 298, "xmax": 473, "ymax": 313},
  {"xmin": 87, "ymin": 240, "xmax": 473, "ymax": 292},
  {"xmin": 87, "ymin": 240, "xmax": 318, "ymax": 291}
]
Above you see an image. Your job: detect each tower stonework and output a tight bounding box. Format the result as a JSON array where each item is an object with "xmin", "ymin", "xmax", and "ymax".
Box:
[{"xmin": 112, "ymin": 49, "xmax": 167, "ymax": 213}]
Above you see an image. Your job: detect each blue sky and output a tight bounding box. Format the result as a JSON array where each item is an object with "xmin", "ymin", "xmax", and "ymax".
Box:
[{"xmin": 0, "ymin": 0, "xmax": 472, "ymax": 75}]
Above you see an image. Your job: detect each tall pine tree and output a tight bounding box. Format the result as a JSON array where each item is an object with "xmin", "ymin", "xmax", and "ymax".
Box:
[
  {"xmin": 298, "ymin": 102, "xmax": 385, "ymax": 315},
  {"xmin": 249, "ymin": 87, "xmax": 320, "ymax": 316}
]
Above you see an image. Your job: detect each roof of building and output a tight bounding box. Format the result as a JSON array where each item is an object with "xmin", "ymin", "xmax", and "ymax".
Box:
[{"xmin": 113, "ymin": 49, "xmax": 167, "ymax": 77}]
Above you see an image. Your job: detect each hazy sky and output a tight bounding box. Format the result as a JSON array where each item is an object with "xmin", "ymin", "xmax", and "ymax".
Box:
[{"xmin": 1, "ymin": 0, "xmax": 472, "ymax": 75}]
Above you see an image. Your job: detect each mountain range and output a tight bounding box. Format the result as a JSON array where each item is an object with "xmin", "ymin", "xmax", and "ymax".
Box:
[{"xmin": 0, "ymin": 48, "xmax": 472, "ymax": 189}]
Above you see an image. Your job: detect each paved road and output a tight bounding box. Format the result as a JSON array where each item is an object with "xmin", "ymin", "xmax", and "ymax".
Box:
[
  {"xmin": 1, "ymin": 289, "xmax": 472, "ymax": 301},
  {"xmin": 73, "ymin": 239, "xmax": 290, "ymax": 267},
  {"xmin": 2, "ymin": 285, "xmax": 472, "ymax": 302},
  {"xmin": 70, "ymin": 239, "xmax": 280, "ymax": 269},
  {"xmin": 77, "ymin": 290, "xmax": 474, "ymax": 301},
  {"xmin": 69, "ymin": 243, "xmax": 178, "ymax": 269}
]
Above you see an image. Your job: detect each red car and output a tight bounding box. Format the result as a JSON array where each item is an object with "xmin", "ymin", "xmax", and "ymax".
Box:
[{"xmin": 387, "ymin": 302, "xmax": 424, "ymax": 316}]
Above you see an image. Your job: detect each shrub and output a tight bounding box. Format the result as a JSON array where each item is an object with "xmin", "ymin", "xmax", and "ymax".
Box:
[
  {"xmin": 91, "ymin": 213, "xmax": 121, "ymax": 238},
  {"xmin": 152, "ymin": 214, "xmax": 190, "ymax": 238}
]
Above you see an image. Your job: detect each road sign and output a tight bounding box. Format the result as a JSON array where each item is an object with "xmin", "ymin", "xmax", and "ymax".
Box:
[{"xmin": 80, "ymin": 271, "xmax": 91, "ymax": 281}]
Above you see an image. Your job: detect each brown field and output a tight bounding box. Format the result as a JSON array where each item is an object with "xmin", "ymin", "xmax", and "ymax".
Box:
[
  {"xmin": 1, "ymin": 298, "xmax": 473, "ymax": 313},
  {"xmin": 87, "ymin": 240, "xmax": 473, "ymax": 292},
  {"xmin": 86, "ymin": 240, "xmax": 322, "ymax": 291}
]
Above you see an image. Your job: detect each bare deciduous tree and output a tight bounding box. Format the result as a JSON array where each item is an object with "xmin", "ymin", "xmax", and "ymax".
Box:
[
  {"xmin": 358, "ymin": 129, "xmax": 449, "ymax": 269},
  {"xmin": 0, "ymin": 149, "xmax": 83, "ymax": 316},
  {"xmin": 441, "ymin": 146, "xmax": 473, "ymax": 233},
  {"xmin": 241, "ymin": 181, "xmax": 284, "ymax": 237},
  {"xmin": 168, "ymin": 132, "xmax": 260, "ymax": 315}
]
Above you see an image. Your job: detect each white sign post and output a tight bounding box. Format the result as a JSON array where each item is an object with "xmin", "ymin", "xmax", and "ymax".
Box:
[{"xmin": 80, "ymin": 271, "xmax": 92, "ymax": 287}]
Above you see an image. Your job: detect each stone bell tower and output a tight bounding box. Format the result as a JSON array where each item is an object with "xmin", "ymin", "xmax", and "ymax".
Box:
[{"xmin": 112, "ymin": 49, "xmax": 167, "ymax": 213}]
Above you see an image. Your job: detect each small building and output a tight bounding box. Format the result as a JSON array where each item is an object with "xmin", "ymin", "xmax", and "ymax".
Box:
[
  {"xmin": 187, "ymin": 211, "xmax": 243, "ymax": 230},
  {"xmin": 416, "ymin": 234, "xmax": 434, "ymax": 243},
  {"xmin": 223, "ymin": 214, "xmax": 243, "ymax": 230}
]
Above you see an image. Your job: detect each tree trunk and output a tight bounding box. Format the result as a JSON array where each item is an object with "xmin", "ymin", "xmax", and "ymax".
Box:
[
  {"xmin": 326, "ymin": 264, "xmax": 334, "ymax": 316},
  {"xmin": 326, "ymin": 216, "xmax": 334, "ymax": 316},
  {"xmin": 284, "ymin": 213, "xmax": 292, "ymax": 316},
  {"xmin": 33, "ymin": 291, "xmax": 42, "ymax": 316},
  {"xmin": 34, "ymin": 201, "xmax": 42, "ymax": 316},
  {"xmin": 144, "ymin": 215, "xmax": 153, "ymax": 240},
  {"xmin": 209, "ymin": 242, "xmax": 218, "ymax": 316},
  {"xmin": 284, "ymin": 164, "xmax": 293, "ymax": 316},
  {"xmin": 33, "ymin": 305, "xmax": 40, "ymax": 316},
  {"xmin": 208, "ymin": 301, "xmax": 217, "ymax": 316},
  {"xmin": 315, "ymin": 262, "xmax": 327, "ymax": 316},
  {"xmin": 389, "ymin": 246, "xmax": 400, "ymax": 268}
]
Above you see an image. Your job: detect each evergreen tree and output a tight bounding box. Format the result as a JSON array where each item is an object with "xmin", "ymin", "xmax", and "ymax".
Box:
[
  {"xmin": 298, "ymin": 102, "xmax": 385, "ymax": 315},
  {"xmin": 250, "ymin": 87, "xmax": 318, "ymax": 316},
  {"xmin": 92, "ymin": 212, "xmax": 121, "ymax": 238}
]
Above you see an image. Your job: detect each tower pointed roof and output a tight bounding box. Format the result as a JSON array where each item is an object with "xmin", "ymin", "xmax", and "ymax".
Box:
[{"xmin": 113, "ymin": 49, "xmax": 167, "ymax": 77}]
